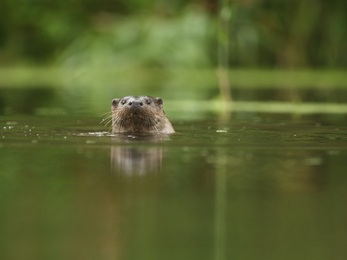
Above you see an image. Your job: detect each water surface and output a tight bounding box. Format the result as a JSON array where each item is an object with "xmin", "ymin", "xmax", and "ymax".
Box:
[{"xmin": 0, "ymin": 112, "xmax": 347, "ymax": 260}]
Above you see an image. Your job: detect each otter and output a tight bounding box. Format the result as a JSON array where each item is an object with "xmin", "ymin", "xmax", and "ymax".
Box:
[{"xmin": 111, "ymin": 96, "xmax": 175, "ymax": 134}]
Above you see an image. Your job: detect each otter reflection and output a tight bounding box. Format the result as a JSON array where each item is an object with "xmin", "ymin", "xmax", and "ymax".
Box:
[{"xmin": 111, "ymin": 134, "xmax": 170, "ymax": 176}]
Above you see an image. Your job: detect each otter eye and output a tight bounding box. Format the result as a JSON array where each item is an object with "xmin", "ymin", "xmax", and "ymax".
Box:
[
  {"xmin": 122, "ymin": 100, "xmax": 126, "ymax": 105},
  {"xmin": 146, "ymin": 100, "xmax": 151, "ymax": 105}
]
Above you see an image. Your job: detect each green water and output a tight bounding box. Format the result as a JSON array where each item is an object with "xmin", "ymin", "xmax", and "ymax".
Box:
[{"xmin": 0, "ymin": 113, "xmax": 347, "ymax": 260}]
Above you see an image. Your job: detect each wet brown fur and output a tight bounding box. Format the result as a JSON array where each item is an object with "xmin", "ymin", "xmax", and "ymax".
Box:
[{"xmin": 111, "ymin": 96, "xmax": 175, "ymax": 134}]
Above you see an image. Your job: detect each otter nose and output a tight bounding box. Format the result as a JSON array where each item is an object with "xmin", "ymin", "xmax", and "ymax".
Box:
[{"xmin": 128, "ymin": 101, "xmax": 143, "ymax": 108}]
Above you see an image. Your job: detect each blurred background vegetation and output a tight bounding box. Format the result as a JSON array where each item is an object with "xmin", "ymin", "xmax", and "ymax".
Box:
[
  {"xmin": 1, "ymin": 0, "xmax": 347, "ymax": 68},
  {"xmin": 0, "ymin": 0, "xmax": 347, "ymax": 115}
]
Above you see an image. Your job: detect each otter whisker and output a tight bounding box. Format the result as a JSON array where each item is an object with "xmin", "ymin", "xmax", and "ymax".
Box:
[
  {"xmin": 100, "ymin": 115, "xmax": 112, "ymax": 124},
  {"xmin": 103, "ymin": 118, "xmax": 113, "ymax": 127},
  {"xmin": 101, "ymin": 117, "xmax": 111, "ymax": 123},
  {"xmin": 100, "ymin": 111, "xmax": 112, "ymax": 117}
]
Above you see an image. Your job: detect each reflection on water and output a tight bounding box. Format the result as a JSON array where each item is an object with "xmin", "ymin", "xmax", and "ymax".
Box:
[
  {"xmin": 110, "ymin": 134, "xmax": 171, "ymax": 176},
  {"xmin": 0, "ymin": 114, "xmax": 347, "ymax": 260},
  {"xmin": 111, "ymin": 146, "xmax": 163, "ymax": 176}
]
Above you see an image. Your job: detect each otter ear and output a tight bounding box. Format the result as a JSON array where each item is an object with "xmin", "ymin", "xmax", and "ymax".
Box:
[
  {"xmin": 156, "ymin": 97, "xmax": 163, "ymax": 106},
  {"xmin": 112, "ymin": 98, "xmax": 119, "ymax": 106}
]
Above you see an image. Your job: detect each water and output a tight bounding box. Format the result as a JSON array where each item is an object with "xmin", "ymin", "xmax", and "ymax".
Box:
[{"xmin": 1, "ymin": 112, "xmax": 347, "ymax": 260}]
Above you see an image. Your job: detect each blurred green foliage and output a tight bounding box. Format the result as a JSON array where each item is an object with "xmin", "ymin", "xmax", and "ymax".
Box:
[
  {"xmin": 58, "ymin": 8, "xmax": 215, "ymax": 69},
  {"xmin": 1, "ymin": 0, "xmax": 347, "ymax": 68}
]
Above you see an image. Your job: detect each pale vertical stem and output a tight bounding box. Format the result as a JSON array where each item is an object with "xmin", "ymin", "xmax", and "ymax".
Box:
[
  {"xmin": 217, "ymin": 0, "xmax": 232, "ymax": 104},
  {"xmin": 214, "ymin": 154, "xmax": 227, "ymax": 260}
]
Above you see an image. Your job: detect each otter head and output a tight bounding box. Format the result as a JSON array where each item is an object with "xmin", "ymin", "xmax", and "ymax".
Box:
[{"xmin": 111, "ymin": 96, "xmax": 175, "ymax": 134}]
